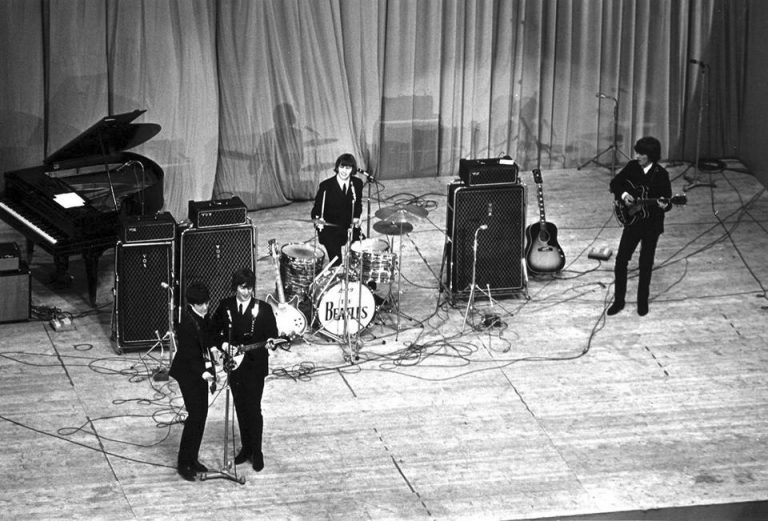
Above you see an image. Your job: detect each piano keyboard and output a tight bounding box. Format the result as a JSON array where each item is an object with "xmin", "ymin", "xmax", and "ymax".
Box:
[{"xmin": 0, "ymin": 200, "xmax": 59, "ymax": 245}]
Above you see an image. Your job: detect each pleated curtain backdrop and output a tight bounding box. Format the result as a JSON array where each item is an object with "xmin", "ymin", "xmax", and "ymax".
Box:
[{"xmin": 0, "ymin": 0, "xmax": 746, "ymax": 217}]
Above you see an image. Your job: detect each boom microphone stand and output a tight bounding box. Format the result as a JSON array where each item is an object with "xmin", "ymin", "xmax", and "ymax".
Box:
[
  {"xmin": 683, "ymin": 59, "xmax": 716, "ymax": 191},
  {"xmin": 577, "ymin": 93, "xmax": 631, "ymax": 176},
  {"xmin": 142, "ymin": 281, "xmax": 177, "ymax": 381}
]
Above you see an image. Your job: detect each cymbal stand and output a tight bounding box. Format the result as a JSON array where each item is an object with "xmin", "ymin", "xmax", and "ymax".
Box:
[
  {"xmin": 141, "ymin": 281, "xmax": 177, "ymax": 381},
  {"xmin": 461, "ymin": 225, "xmax": 494, "ymax": 333},
  {"xmin": 200, "ymin": 352, "xmax": 245, "ymax": 484},
  {"xmin": 379, "ymin": 224, "xmax": 416, "ymax": 340},
  {"xmin": 683, "ymin": 61, "xmax": 716, "ymax": 191},
  {"xmin": 577, "ymin": 94, "xmax": 631, "ymax": 176}
]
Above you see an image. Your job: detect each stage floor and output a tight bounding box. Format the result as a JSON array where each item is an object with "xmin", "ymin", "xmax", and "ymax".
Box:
[{"xmin": 1, "ymin": 163, "xmax": 767, "ymax": 520}]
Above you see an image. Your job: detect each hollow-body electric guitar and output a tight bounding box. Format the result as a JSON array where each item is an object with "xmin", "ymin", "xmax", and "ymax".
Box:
[
  {"xmin": 525, "ymin": 169, "xmax": 566, "ymax": 274},
  {"xmin": 266, "ymin": 238, "xmax": 307, "ymax": 337},
  {"xmin": 613, "ymin": 181, "xmax": 688, "ymax": 226}
]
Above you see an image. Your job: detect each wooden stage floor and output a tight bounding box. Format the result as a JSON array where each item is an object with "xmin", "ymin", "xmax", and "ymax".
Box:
[{"xmin": 1, "ymin": 163, "xmax": 767, "ymax": 520}]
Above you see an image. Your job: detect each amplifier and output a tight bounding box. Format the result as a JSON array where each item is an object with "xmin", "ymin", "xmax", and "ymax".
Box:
[
  {"xmin": 120, "ymin": 212, "xmax": 176, "ymax": 243},
  {"xmin": 0, "ymin": 242, "xmax": 20, "ymax": 272},
  {"xmin": 188, "ymin": 197, "xmax": 247, "ymax": 228},
  {"xmin": 459, "ymin": 157, "xmax": 518, "ymax": 186}
]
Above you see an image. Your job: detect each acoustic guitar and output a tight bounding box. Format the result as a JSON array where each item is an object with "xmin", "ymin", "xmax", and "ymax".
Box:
[
  {"xmin": 613, "ymin": 181, "xmax": 687, "ymax": 226},
  {"xmin": 265, "ymin": 238, "xmax": 307, "ymax": 338},
  {"xmin": 525, "ymin": 169, "xmax": 566, "ymax": 274}
]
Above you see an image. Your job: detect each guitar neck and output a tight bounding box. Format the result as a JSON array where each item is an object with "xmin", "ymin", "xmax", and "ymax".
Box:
[
  {"xmin": 268, "ymin": 240, "xmax": 288, "ymax": 305},
  {"xmin": 536, "ymin": 184, "xmax": 547, "ymax": 225}
]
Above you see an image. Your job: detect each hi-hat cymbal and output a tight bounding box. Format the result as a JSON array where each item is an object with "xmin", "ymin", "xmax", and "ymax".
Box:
[
  {"xmin": 374, "ymin": 204, "xmax": 428, "ymax": 221},
  {"xmin": 373, "ymin": 220, "xmax": 413, "ymax": 236},
  {"xmin": 292, "ymin": 218, "xmax": 339, "ymax": 227}
]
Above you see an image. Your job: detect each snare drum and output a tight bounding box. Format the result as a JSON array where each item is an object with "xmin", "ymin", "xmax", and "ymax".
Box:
[
  {"xmin": 314, "ymin": 279, "xmax": 375, "ymax": 336},
  {"xmin": 280, "ymin": 243, "xmax": 324, "ymax": 301},
  {"xmin": 349, "ymin": 238, "xmax": 397, "ymax": 283}
]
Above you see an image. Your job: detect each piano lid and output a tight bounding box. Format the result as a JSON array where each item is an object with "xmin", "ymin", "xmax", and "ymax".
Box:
[{"xmin": 45, "ymin": 109, "xmax": 161, "ymax": 166}]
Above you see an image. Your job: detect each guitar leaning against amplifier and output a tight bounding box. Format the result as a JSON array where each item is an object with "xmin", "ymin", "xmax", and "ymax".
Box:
[
  {"xmin": 266, "ymin": 239, "xmax": 307, "ymax": 338},
  {"xmin": 525, "ymin": 169, "xmax": 566, "ymax": 274}
]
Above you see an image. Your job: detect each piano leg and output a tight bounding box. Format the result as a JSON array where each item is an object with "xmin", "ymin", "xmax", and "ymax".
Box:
[
  {"xmin": 82, "ymin": 251, "xmax": 102, "ymax": 307},
  {"xmin": 52, "ymin": 255, "xmax": 75, "ymax": 289}
]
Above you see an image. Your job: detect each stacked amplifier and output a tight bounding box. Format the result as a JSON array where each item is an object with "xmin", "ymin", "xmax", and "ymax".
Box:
[
  {"xmin": 113, "ymin": 196, "xmax": 254, "ymax": 352},
  {"xmin": 445, "ymin": 156, "xmax": 526, "ymax": 303},
  {"xmin": 178, "ymin": 197, "xmax": 255, "ymax": 322}
]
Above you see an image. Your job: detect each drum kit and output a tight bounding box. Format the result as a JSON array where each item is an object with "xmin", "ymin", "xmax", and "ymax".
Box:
[{"xmin": 274, "ymin": 203, "xmax": 428, "ymax": 356}]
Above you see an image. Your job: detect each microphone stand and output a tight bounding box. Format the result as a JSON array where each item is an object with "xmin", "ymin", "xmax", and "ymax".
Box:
[
  {"xmin": 683, "ymin": 61, "xmax": 716, "ymax": 191},
  {"xmin": 461, "ymin": 225, "xmax": 493, "ymax": 333},
  {"xmin": 201, "ymin": 313, "xmax": 245, "ymax": 484},
  {"xmin": 577, "ymin": 94, "xmax": 631, "ymax": 176},
  {"xmin": 141, "ymin": 281, "xmax": 177, "ymax": 381}
]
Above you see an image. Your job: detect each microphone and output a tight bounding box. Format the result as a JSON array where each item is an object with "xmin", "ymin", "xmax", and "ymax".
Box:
[
  {"xmin": 479, "ymin": 224, "xmax": 488, "ymax": 231},
  {"xmin": 356, "ymin": 168, "xmax": 374, "ymax": 179},
  {"xmin": 160, "ymin": 282, "xmax": 170, "ymax": 289},
  {"xmin": 689, "ymin": 58, "xmax": 708, "ymax": 67},
  {"xmin": 596, "ymin": 93, "xmax": 614, "ymax": 100}
]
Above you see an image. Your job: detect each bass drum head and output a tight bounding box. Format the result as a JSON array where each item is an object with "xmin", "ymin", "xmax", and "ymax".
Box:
[{"xmin": 315, "ymin": 280, "xmax": 375, "ymax": 336}]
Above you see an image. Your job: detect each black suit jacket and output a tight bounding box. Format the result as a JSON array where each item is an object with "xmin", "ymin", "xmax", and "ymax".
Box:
[
  {"xmin": 610, "ymin": 160, "xmax": 672, "ymax": 234},
  {"xmin": 169, "ymin": 307, "xmax": 214, "ymax": 384},
  {"xmin": 212, "ymin": 296, "xmax": 278, "ymax": 378},
  {"xmin": 310, "ymin": 175, "xmax": 363, "ymax": 228}
]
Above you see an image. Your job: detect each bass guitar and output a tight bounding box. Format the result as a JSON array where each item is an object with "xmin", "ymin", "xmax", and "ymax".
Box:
[
  {"xmin": 221, "ymin": 337, "xmax": 290, "ymax": 371},
  {"xmin": 614, "ymin": 182, "xmax": 687, "ymax": 226},
  {"xmin": 525, "ymin": 168, "xmax": 566, "ymax": 274},
  {"xmin": 265, "ymin": 238, "xmax": 307, "ymax": 338}
]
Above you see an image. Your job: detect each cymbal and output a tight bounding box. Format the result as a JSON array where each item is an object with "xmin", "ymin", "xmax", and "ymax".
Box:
[
  {"xmin": 373, "ymin": 220, "xmax": 413, "ymax": 236},
  {"xmin": 292, "ymin": 218, "xmax": 339, "ymax": 227},
  {"xmin": 374, "ymin": 204, "xmax": 428, "ymax": 221}
]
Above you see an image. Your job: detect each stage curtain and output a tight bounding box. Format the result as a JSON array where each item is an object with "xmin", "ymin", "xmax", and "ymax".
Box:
[{"xmin": 0, "ymin": 0, "xmax": 746, "ymax": 217}]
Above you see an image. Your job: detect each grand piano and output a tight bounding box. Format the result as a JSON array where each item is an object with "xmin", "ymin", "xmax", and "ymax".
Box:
[{"xmin": 0, "ymin": 109, "xmax": 164, "ymax": 306}]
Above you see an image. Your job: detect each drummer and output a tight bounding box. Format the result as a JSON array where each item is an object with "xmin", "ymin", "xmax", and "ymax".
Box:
[{"xmin": 311, "ymin": 153, "xmax": 364, "ymax": 267}]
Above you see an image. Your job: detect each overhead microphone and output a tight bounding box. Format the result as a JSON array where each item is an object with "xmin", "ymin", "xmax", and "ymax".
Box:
[{"xmin": 689, "ymin": 58, "xmax": 708, "ymax": 67}]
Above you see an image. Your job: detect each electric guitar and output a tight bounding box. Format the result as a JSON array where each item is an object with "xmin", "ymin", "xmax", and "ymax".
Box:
[
  {"xmin": 265, "ymin": 238, "xmax": 307, "ymax": 337},
  {"xmin": 613, "ymin": 181, "xmax": 688, "ymax": 226},
  {"xmin": 525, "ymin": 169, "xmax": 566, "ymax": 274},
  {"xmin": 221, "ymin": 337, "xmax": 290, "ymax": 372}
]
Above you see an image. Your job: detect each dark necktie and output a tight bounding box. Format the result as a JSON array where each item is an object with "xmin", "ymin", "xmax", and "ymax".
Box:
[
  {"xmin": 342, "ymin": 183, "xmax": 347, "ymax": 195},
  {"xmin": 238, "ymin": 303, "xmax": 244, "ymax": 315}
]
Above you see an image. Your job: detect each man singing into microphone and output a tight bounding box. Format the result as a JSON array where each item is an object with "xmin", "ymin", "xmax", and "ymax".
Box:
[{"xmin": 310, "ymin": 153, "xmax": 364, "ymax": 266}]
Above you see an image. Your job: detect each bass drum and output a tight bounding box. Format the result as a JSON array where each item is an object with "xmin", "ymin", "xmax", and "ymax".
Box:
[{"xmin": 314, "ymin": 279, "xmax": 375, "ymax": 336}]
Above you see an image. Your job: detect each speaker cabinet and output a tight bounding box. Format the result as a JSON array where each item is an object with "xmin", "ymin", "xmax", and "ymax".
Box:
[
  {"xmin": 445, "ymin": 182, "xmax": 527, "ymax": 301},
  {"xmin": 0, "ymin": 263, "xmax": 30, "ymax": 323},
  {"xmin": 114, "ymin": 241, "xmax": 174, "ymax": 351},
  {"xmin": 178, "ymin": 223, "xmax": 256, "ymax": 318}
]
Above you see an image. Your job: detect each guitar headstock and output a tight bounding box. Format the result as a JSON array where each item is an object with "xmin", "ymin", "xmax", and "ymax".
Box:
[
  {"xmin": 670, "ymin": 194, "xmax": 688, "ymax": 206},
  {"xmin": 532, "ymin": 169, "xmax": 543, "ymax": 184}
]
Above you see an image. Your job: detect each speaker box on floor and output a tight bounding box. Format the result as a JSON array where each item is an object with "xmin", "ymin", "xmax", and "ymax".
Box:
[
  {"xmin": 114, "ymin": 241, "xmax": 174, "ymax": 351},
  {"xmin": 445, "ymin": 182, "xmax": 527, "ymax": 302},
  {"xmin": 0, "ymin": 262, "xmax": 30, "ymax": 323},
  {"xmin": 178, "ymin": 223, "xmax": 256, "ymax": 319}
]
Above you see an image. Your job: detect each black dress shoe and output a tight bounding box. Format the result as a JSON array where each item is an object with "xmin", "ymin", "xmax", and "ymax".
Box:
[
  {"xmin": 192, "ymin": 460, "xmax": 208, "ymax": 473},
  {"xmin": 234, "ymin": 449, "xmax": 250, "ymax": 465},
  {"xmin": 177, "ymin": 465, "xmax": 197, "ymax": 482},
  {"xmin": 252, "ymin": 452, "xmax": 264, "ymax": 472},
  {"xmin": 606, "ymin": 301, "xmax": 625, "ymax": 316},
  {"xmin": 637, "ymin": 301, "xmax": 649, "ymax": 316}
]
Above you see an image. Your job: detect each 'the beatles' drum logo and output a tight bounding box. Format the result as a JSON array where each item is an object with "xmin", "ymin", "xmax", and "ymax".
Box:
[{"xmin": 324, "ymin": 301, "xmax": 371, "ymax": 322}]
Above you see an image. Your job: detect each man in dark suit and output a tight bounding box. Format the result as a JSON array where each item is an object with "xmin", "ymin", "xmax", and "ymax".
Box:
[
  {"xmin": 169, "ymin": 281, "xmax": 215, "ymax": 481},
  {"xmin": 608, "ymin": 136, "xmax": 673, "ymax": 316},
  {"xmin": 211, "ymin": 268, "xmax": 278, "ymax": 471},
  {"xmin": 310, "ymin": 153, "xmax": 364, "ymax": 266}
]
